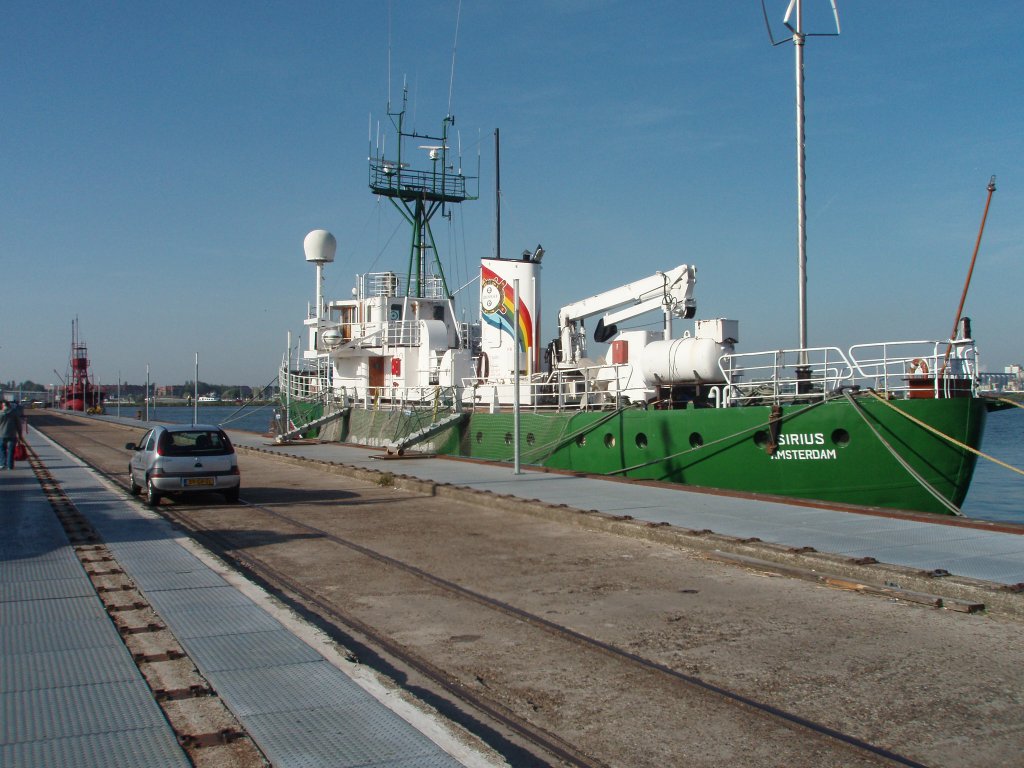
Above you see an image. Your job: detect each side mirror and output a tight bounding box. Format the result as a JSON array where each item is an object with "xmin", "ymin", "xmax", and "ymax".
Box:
[{"xmin": 125, "ymin": 442, "xmax": 138, "ymax": 451}]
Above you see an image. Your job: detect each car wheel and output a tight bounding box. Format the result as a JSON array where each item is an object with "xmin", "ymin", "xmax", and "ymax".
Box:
[
  {"xmin": 223, "ymin": 487, "xmax": 240, "ymax": 504},
  {"xmin": 147, "ymin": 477, "xmax": 163, "ymax": 506},
  {"xmin": 129, "ymin": 469, "xmax": 142, "ymax": 496}
]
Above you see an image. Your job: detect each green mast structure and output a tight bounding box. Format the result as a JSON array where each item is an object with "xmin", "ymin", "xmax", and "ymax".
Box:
[{"xmin": 369, "ymin": 88, "xmax": 478, "ymax": 299}]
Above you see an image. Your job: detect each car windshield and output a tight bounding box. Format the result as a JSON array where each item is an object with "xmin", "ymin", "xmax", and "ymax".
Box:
[{"xmin": 158, "ymin": 430, "xmax": 232, "ymax": 456}]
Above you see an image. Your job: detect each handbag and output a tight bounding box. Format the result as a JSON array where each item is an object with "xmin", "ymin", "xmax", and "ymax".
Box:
[{"xmin": 13, "ymin": 442, "xmax": 27, "ymax": 461}]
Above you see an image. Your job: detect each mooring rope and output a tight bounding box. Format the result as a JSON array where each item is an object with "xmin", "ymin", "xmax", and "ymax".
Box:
[
  {"xmin": 866, "ymin": 389, "xmax": 1024, "ymax": 479},
  {"xmin": 991, "ymin": 396, "xmax": 1024, "ymax": 411},
  {"xmin": 844, "ymin": 391, "xmax": 964, "ymax": 516}
]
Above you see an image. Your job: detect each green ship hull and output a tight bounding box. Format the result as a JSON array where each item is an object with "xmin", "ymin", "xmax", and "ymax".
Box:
[{"xmin": 296, "ymin": 394, "xmax": 989, "ymax": 516}]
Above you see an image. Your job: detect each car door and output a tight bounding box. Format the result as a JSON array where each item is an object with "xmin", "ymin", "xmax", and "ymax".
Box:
[{"xmin": 131, "ymin": 429, "xmax": 155, "ymax": 485}]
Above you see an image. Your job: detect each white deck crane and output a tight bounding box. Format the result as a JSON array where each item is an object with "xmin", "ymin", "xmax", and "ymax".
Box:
[{"xmin": 554, "ymin": 265, "xmax": 697, "ymax": 367}]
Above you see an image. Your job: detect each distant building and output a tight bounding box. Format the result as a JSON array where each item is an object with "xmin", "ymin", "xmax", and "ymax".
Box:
[{"xmin": 980, "ymin": 364, "xmax": 1022, "ymax": 393}]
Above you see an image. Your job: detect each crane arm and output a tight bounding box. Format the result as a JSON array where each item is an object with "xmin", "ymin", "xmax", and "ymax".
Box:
[{"xmin": 555, "ymin": 264, "xmax": 697, "ymax": 365}]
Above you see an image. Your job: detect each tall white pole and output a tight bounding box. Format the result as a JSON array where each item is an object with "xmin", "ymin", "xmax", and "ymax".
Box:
[
  {"xmin": 193, "ymin": 353, "xmax": 199, "ymax": 426},
  {"xmin": 286, "ymin": 331, "xmax": 292, "ymax": 433},
  {"xmin": 117, "ymin": 371, "xmax": 121, "ymax": 419},
  {"xmin": 145, "ymin": 364, "xmax": 150, "ymax": 422},
  {"xmin": 513, "ymin": 279, "xmax": 521, "ymax": 475},
  {"xmin": 794, "ymin": 0, "xmax": 808, "ymax": 365}
]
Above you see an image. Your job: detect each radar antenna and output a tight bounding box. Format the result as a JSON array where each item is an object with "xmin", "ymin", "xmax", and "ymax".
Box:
[{"xmin": 369, "ymin": 88, "xmax": 479, "ymax": 298}]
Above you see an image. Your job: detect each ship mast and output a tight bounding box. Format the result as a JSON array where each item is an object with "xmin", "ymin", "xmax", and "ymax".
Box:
[
  {"xmin": 369, "ymin": 88, "xmax": 478, "ymax": 298},
  {"xmin": 768, "ymin": 0, "xmax": 840, "ymax": 364}
]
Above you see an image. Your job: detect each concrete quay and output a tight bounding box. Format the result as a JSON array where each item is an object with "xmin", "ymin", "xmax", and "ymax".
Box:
[{"xmin": 14, "ymin": 411, "xmax": 1024, "ymax": 767}]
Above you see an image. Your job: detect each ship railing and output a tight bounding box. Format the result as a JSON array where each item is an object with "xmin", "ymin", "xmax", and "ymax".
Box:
[
  {"xmin": 347, "ymin": 385, "xmax": 460, "ymax": 413},
  {"xmin": 381, "ymin": 321, "xmax": 421, "ymax": 347},
  {"xmin": 357, "ymin": 272, "xmax": 446, "ymax": 300},
  {"xmin": 462, "ymin": 363, "xmax": 630, "ymax": 413},
  {"xmin": 719, "ymin": 347, "xmax": 854, "ymax": 407},
  {"xmin": 324, "ymin": 323, "xmax": 420, "ymax": 349},
  {"xmin": 847, "ymin": 339, "xmax": 979, "ymax": 399},
  {"xmin": 278, "ymin": 357, "xmax": 334, "ymax": 403},
  {"xmin": 369, "ymin": 161, "xmax": 470, "ymax": 203}
]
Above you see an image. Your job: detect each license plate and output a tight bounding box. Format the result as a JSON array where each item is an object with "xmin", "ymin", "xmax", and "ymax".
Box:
[{"xmin": 183, "ymin": 477, "xmax": 215, "ymax": 488}]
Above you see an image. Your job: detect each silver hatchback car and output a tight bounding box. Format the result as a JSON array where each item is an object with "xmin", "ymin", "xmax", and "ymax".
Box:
[{"xmin": 127, "ymin": 424, "xmax": 240, "ymax": 505}]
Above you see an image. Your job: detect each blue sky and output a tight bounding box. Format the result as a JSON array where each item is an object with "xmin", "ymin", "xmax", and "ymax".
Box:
[{"xmin": 3, "ymin": 1, "xmax": 1022, "ymax": 388}]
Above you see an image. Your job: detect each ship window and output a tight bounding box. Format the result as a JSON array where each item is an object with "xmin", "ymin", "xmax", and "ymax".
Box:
[
  {"xmin": 831, "ymin": 428, "xmax": 850, "ymax": 447},
  {"xmin": 753, "ymin": 430, "xmax": 769, "ymax": 448},
  {"xmin": 604, "ymin": 433, "xmax": 616, "ymax": 448},
  {"xmin": 576, "ymin": 435, "xmax": 587, "ymax": 447},
  {"xmin": 527, "ymin": 432, "xmax": 536, "ymax": 446},
  {"xmin": 635, "ymin": 433, "xmax": 648, "ymax": 449},
  {"xmin": 433, "ymin": 305, "xmax": 445, "ymax": 321},
  {"xmin": 689, "ymin": 432, "xmax": 704, "ymax": 448},
  {"xmin": 390, "ymin": 304, "xmax": 402, "ymax": 321},
  {"xmin": 475, "ymin": 431, "xmax": 483, "ymax": 444},
  {"xmin": 504, "ymin": 432, "xmax": 513, "ymax": 445}
]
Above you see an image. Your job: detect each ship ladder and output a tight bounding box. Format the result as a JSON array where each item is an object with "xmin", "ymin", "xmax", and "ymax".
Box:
[
  {"xmin": 275, "ymin": 406, "xmax": 351, "ymax": 444},
  {"xmin": 386, "ymin": 412, "xmax": 467, "ymax": 455}
]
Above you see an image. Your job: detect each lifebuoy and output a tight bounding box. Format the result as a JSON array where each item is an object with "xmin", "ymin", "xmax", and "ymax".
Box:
[
  {"xmin": 909, "ymin": 357, "xmax": 929, "ymax": 376},
  {"xmin": 475, "ymin": 352, "xmax": 489, "ymax": 384}
]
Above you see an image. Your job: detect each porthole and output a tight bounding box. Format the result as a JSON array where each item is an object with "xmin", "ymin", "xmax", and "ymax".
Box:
[
  {"xmin": 753, "ymin": 430, "xmax": 769, "ymax": 448},
  {"xmin": 635, "ymin": 433, "xmax": 648, "ymax": 449},
  {"xmin": 604, "ymin": 433, "xmax": 616, "ymax": 449},
  {"xmin": 689, "ymin": 432, "xmax": 704, "ymax": 448},
  {"xmin": 831, "ymin": 428, "xmax": 850, "ymax": 447},
  {"xmin": 504, "ymin": 432, "xmax": 513, "ymax": 445},
  {"xmin": 527, "ymin": 432, "xmax": 536, "ymax": 446},
  {"xmin": 576, "ymin": 435, "xmax": 587, "ymax": 447},
  {"xmin": 475, "ymin": 431, "xmax": 483, "ymax": 444}
]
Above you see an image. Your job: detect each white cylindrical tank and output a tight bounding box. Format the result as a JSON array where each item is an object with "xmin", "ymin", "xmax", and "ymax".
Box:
[{"xmin": 640, "ymin": 336, "xmax": 731, "ymax": 385}]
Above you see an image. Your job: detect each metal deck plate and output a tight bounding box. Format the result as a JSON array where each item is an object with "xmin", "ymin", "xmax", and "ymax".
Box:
[
  {"xmin": 2, "ymin": 646, "xmax": 139, "ymax": 693},
  {"xmin": 184, "ymin": 629, "xmax": 323, "ymax": 673},
  {"xmin": 132, "ymin": 567, "xmax": 230, "ymax": 592},
  {"xmin": 0, "ymin": 576, "xmax": 97, "ymax": 603},
  {"xmin": 0, "ymin": 555, "xmax": 89, "ymax": 584},
  {"xmin": 0, "ymin": 679, "xmax": 172, "ymax": 744},
  {"xmin": 0, "ymin": 726, "xmax": 189, "ymax": 768},
  {"xmin": 0, "ymin": 595, "xmax": 109, "ymax": 627},
  {"xmin": 242, "ymin": 705, "xmax": 463, "ymax": 768},
  {"xmin": 152, "ymin": 601, "xmax": 284, "ymax": 640},
  {"xmin": 0, "ymin": 617, "xmax": 125, "ymax": 656},
  {"xmin": 143, "ymin": 584, "xmax": 253, "ymax": 613},
  {"xmin": 203, "ymin": 663, "xmax": 368, "ymax": 717}
]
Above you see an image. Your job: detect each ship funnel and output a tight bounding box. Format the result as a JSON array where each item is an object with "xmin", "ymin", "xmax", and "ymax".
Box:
[{"xmin": 304, "ymin": 229, "xmax": 337, "ymax": 264}]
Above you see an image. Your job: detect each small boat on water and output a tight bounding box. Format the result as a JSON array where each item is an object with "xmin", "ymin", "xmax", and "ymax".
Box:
[{"xmin": 278, "ymin": 3, "xmax": 1006, "ymax": 516}]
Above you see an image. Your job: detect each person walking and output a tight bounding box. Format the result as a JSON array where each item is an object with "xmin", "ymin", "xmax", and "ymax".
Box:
[{"xmin": 0, "ymin": 399, "xmax": 24, "ymax": 469}]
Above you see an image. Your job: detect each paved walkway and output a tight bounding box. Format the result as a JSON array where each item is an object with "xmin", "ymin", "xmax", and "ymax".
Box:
[{"xmin": 2, "ymin": 429, "xmax": 483, "ymax": 768}]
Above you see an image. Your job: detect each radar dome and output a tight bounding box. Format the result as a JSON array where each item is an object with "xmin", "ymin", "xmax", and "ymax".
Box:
[{"xmin": 304, "ymin": 230, "xmax": 336, "ymax": 263}]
